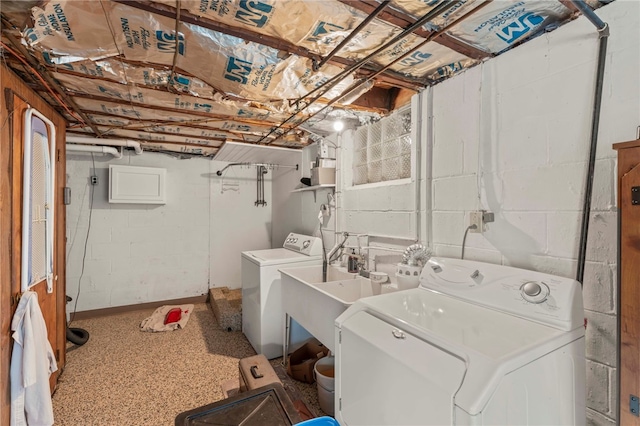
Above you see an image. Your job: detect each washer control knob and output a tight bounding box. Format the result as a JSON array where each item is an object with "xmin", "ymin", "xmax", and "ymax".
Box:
[
  {"xmin": 303, "ymin": 240, "xmax": 310, "ymax": 249},
  {"xmin": 520, "ymin": 281, "xmax": 549, "ymax": 303},
  {"xmin": 523, "ymin": 281, "xmax": 541, "ymax": 297}
]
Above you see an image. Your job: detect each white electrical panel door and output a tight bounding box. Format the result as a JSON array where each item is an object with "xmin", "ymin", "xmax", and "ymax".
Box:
[{"xmin": 109, "ymin": 165, "xmax": 166, "ymax": 204}]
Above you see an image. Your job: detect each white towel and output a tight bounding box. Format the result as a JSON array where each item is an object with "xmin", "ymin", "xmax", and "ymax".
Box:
[
  {"xmin": 10, "ymin": 291, "xmax": 58, "ymax": 426},
  {"xmin": 140, "ymin": 304, "xmax": 194, "ymax": 332}
]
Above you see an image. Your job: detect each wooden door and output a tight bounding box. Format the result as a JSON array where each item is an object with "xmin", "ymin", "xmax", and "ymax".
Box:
[
  {"xmin": 1, "ymin": 65, "xmax": 67, "ymax": 425},
  {"xmin": 614, "ymin": 139, "xmax": 640, "ymax": 425}
]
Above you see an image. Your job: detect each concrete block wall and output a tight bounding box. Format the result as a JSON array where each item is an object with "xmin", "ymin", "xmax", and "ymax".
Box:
[
  {"xmin": 209, "ymin": 159, "xmax": 273, "ymax": 290},
  {"xmin": 327, "ymin": 2, "xmax": 638, "ymax": 424},
  {"xmin": 66, "ymin": 152, "xmax": 209, "ymax": 311},
  {"xmin": 66, "ymin": 152, "xmax": 273, "ymax": 312},
  {"xmin": 427, "ymin": 2, "xmax": 638, "ymax": 424}
]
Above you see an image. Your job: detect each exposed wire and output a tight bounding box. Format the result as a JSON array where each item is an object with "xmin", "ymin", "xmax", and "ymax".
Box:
[
  {"xmin": 0, "ymin": 40, "xmax": 86, "ymax": 123},
  {"xmin": 0, "ymin": 108, "xmax": 15, "ymax": 133},
  {"xmin": 259, "ymin": 0, "xmax": 461, "ymax": 144},
  {"xmin": 99, "ymin": 0, "xmax": 146, "ymax": 133},
  {"xmin": 65, "ymin": 172, "xmax": 89, "ymax": 261},
  {"xmin": 168, "ymin": 0, "xmax": 182, "ymax": 91},
  {"xmin": 69, "ymin": 153, "xmax": 96, "ymax": 325},
  {"xmin": 461, "ymin": 224, "xmax": 477, "ymax": 260}
]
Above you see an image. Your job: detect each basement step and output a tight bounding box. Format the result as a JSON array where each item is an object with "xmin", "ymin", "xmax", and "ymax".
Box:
[{"xmin": 209, "ymin": 287, "xmax": 242, "ymax": 332}]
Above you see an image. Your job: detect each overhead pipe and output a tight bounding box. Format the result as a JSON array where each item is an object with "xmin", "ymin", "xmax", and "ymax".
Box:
[
  {"xmin": 66, "ymin": 135, "xmax": 143, "ymax": 155},
  {"xmin": 258, "ymin": 0, "xmax": 460, "ymax": 144},
  {"xmin": 312, "ymin": 0, "xmax": 392, "ymax": 72},
  {"xmin": 303, "ymin": 0, "xmax": 458, "ymax": 102},
  {"xmin": 215, "ymin": 162, "xmax": 298, "ymax": 176},
  {"xmin": 264, "ymin": 0, "xmax": 487, "ymax": 143},
  {"xmin": 66, "ymin": 144, "xmax": 123, "ymax": 159},
  {"xmin": 275, "ymin": 0, "xmax": 479, "ymax": 134},
  {"xmin": 570, "ymin": 0, "xmax": 609, "ymax": 285}
]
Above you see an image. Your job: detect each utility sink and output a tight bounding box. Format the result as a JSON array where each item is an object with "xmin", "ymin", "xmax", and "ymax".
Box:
[
  {"xmin": 280, "ymin": 265, "xmax": 357, "ymax": 284},
  {"xmin": 279, "ymin": 265, "xmax": 380, "ymax": 353}
]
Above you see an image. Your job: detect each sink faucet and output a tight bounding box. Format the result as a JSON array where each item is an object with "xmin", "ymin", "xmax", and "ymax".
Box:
[
  {"xmin": 357, "ymin": 258, "xmax": 369, "ymax": 278},
  {"xmin": 323, "ymin": 232, "xmax": 349, "ymax": 282}
]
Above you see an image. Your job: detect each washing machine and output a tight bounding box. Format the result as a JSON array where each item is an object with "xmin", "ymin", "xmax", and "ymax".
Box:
[
  {"xmin": 335, "ymin": 257, "xmax": 585, "ymax": 425},
  {"xmin": 242, "ymin": 233, "xmax": 323, "ymax": 359}
]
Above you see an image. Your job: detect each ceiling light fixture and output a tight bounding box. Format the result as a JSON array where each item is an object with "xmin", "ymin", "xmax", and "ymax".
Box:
[{"xmin": 333, "ymin": 121, "xmax": 344, "ymax": 132}]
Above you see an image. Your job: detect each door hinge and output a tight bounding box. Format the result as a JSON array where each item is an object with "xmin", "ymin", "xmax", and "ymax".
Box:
[
  {"xmin": 631, "ymin": 395, "xmax": 639, "ymax": 417},
  {"xmin": 339, "ymin": 398, "xmax": 342, "ymax": 411},
  {"xmin": 11, "ymin": 293, "xmax": 21, "ymax": 306},
  {"xmin": 632, "ymin": 187, "xmax": 640, "ymax": 205},
  {"xmin": 339, "ymin": 330, "xmax": 342, "ymax": 343}
]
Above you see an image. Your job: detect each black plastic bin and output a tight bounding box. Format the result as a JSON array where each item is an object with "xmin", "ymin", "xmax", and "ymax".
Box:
[{"xmin": 175, "ymin": 383, "xmax": 303, "ymax": 425}]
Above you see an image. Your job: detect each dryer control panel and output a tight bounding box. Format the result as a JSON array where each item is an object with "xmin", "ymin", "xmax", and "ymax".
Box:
[
  {"xmin": 282, "ymin": 233, "xmax": 323, "ymax": 256},
  {"xmin": 419, "ymin": 257, "xmax": 584, "ymax": 331}
]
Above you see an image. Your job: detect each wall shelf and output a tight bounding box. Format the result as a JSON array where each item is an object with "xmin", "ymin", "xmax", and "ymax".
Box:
[
  {"xmin": 291, "ymin": 184, "xmax": 335, "ymax": 193},
  {"xmin": 291, "ymin": 184, "xmax": 335, "ymax": 202}
]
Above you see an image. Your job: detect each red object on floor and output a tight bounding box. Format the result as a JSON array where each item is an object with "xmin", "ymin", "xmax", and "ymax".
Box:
[{"xmin": 164, "ymin": 308, "xmax": 182, "ymax": 325}]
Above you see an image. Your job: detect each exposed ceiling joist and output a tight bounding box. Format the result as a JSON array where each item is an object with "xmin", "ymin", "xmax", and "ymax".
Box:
[
  {"xmin": 1, "ymin": 24, "xmax": 103, "ymax": 135},
  {"xmin": 258, "ymin": 0, "xmax": 461, "ymax": 144},
  {"xmin": 1, "ymin": 0, "xmax": 597, "ymax": 157},
  {"xmin": 67, "ymin": 92, "xmax": 292, "ymax": 128},
  {"xmin": 111, "ymin": 0, "xmax": 426, "ymax": 92},
  {"xmin": 92, "ymin": 123, "xmax": 254, "ymax": 142},
  {"xmin": 338, "ymin": 0, "xmax": 493, "ymax": 61}
]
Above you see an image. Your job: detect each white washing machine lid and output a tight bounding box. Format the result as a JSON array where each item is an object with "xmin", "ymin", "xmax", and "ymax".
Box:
[
  {"xmin": 420, "ymin": 257, "xmax": 584, "ymax": 331},
  {"xmin": 340, "ymin": 288, "xmax": 584, "ymax": 415},
  {"xmin": 356, "ymin": 288, "xmax": 566, "ymax": 359},
  {"xmin": 242, "ymin": 248, "xmax": 322, "ymax": 267}
]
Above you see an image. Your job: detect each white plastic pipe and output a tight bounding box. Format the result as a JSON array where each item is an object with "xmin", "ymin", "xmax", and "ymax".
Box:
[
  {"xmin": 66, "ymin": 135, "xmax": 143, "ymax": 155},
  {"xmin": 66, "ymin": 144, "xmax": 122, "ymax": 159}
]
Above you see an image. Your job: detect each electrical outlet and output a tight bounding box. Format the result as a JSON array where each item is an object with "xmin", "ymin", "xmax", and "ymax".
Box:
[
  {"xmin": 90, "ymin": 175, "xmax": 98, "ymax": 185},
  {"xmin": 469, "ymin": 211, "xmax": 483, "ymax": 233},
  {"xmin": 319, "ymin": 140, "xmax": 330, "ymax": 158},
  {"xmin": 483, "ymin": 211, "xmax": 495, "ymax": 224},
  {"xmin": 469, "ymin": 210, "xmax": 495, "ymax": 233}
]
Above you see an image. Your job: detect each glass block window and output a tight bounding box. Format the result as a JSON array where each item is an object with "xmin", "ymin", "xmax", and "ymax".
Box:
[{"xmin": 353, "ymin": 107, "xmax": 411, "ymax": 185}]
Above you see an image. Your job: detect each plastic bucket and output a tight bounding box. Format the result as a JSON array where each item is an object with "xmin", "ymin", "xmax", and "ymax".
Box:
[
  {"xmin": 296, "ymin": 416, "xmax": 340, "ymax": 425},
  {"xmin": 313, "ymin": 356, "xmax": 335, "ymax": 415}
]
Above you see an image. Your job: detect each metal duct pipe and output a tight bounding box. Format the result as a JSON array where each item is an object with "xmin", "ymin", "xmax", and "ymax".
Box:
[
  {"xmin": 66, "ymin": 144, "xmax": 122, "ymax": 159},
  {"xmin": 571, "ymin": 0, "xmax": 607, "ymax": 30},
  {"xmin": 66, "ymin": 135, "xmax": 143, "ymax": 155},
  {"xmin": 571, "ymin": 0, "xmax": 609, "ymax": 285}
]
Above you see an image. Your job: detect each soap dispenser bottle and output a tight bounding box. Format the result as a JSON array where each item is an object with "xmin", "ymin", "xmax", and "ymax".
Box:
[{"xmin": 348, "ymin": 249, "xmax": 358, "ymax": 273}]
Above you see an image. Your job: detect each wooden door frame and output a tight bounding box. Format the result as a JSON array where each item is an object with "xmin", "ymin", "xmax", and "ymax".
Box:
[
  {"xmin": 1, "ymin": 65, "xmax": 67, "ymax": 425},
  {"xmin": 613, "ymin": 139, "xmax": 640, "ymax": 425}
]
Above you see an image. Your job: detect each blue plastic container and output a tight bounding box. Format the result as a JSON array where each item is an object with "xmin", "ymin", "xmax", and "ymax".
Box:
[{"xmin": 295, "ymin": 416, "xmax": 340, "ymax": 426}]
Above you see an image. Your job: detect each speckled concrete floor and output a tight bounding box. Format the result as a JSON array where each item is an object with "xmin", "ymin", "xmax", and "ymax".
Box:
[{"xmin": 53, "ymin": 303, "xmax": 323, "ymax": 425}]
